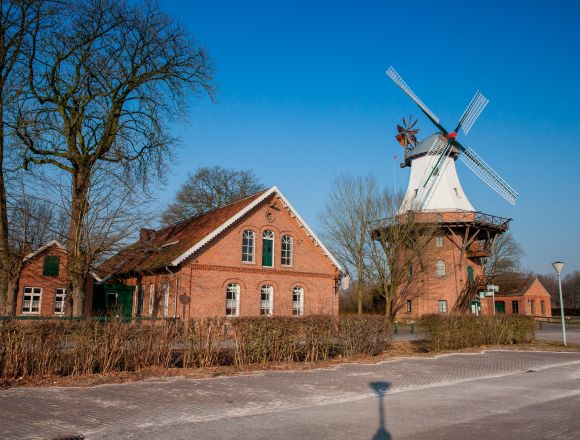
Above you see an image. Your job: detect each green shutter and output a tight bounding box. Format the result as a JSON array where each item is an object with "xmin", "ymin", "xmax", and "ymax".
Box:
[
  {"xmin": 467, "ymin": 266, "xmax": 474, "ymax": 283},
  {"xmin": 262, "ymin": 239, "xmax": 273, "ymax": 267},
  {"xmin": 43, "ymin": 256, "xmax": 60, "ymax": 276}
]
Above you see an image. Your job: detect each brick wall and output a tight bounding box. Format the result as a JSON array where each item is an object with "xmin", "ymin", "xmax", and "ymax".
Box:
[
  {"xmin": 16, "ymin": 245, "xmax": 93, "ymax": 317},
  {"xmin": 396, "ymin": 230, "xmax": 484, "ymax": 320},
  {"xmin": 120, "ymin": 194, "xmax": 340, "ymax": 318}
]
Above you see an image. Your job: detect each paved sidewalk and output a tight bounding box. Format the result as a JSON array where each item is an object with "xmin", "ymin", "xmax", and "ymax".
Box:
[{"xmin": 1, "ymin": 350, "xmax": 579, "ymax": 439}]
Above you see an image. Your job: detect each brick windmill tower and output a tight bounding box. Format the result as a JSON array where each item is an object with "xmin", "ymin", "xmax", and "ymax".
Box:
[{"xmin": 383, "ymin": 67, "xmax": 519, "ymax": 316}]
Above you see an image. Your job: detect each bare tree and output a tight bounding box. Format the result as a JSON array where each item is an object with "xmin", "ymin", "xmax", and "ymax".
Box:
[
  {"xmin": 0, "ymin": 1, "xmax": 50, "ymax": 315},
  {"xmin": 483, "ymin": 232, "xmax": 524, "ymax": 278},
  {"xmin": 15, "ymin": 0, "xmax": 214, "ymax": 316},
  {"xmin": 161, "ymin": 166, "xmax": 265, "ymax": 225},
  {"xmin": 369, "ymin": 191, "xmax": 434, "ymax": 322},
  {"xmin": 4, "ymin": 170, "xmax": 67, "ymax": 314},
  {"xmin": 320, "ymin": 174, "xmax": 378, "ymax": 315}
]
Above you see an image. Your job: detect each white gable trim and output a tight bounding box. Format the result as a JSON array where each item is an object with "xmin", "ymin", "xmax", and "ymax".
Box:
[
  {"xmin": 23, "ymin": 240, "xmax": 65, "ymax": 261},
  {"xmin": 23, "ymin": 239, "xmax": 102, "ymax": 281},
  {"xmin": 170, "ymin": 186, "xmax": 343, "ymax": 272}
]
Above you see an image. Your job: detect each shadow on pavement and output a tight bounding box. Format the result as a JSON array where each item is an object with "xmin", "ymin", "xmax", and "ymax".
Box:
[{"xmin": 370, "ymin": 381, "xmax": 392, "ymax": 440}]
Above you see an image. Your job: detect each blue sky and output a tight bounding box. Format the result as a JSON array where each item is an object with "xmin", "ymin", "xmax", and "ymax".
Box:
[{"xmin": 156, "ymin": 0, "xmax": 580, "ymax": 274}]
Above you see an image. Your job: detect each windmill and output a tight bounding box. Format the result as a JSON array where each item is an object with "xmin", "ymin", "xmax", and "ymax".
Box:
[
  {"xmin": 377, "ymin": 67, "xmax": 518, "ymax": 316},
  {"xmin": 386, "ymin": 66, "xmax": 518, "ymax": 211}
]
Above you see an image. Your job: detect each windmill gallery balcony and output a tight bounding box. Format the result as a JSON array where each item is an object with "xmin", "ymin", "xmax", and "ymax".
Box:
[{"xmin": 371, "ymin": 210, "xmax": 511, "ymax": 233}]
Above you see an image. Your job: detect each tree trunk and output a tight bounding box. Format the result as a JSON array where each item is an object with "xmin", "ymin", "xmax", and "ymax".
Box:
[
  {"xmin": 67, "ymin": 167, "xmax": 91, "ymax": 317},
  {"xmin": 6, "ymin": 274, "xmax": 20, "ymax": 316},
  {"xmin": 0, "ymin": 93, "xmax": 10, "ymax": 316}
]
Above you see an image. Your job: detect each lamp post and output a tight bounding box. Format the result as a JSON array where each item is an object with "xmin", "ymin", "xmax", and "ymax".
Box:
[{"xmin": 551, "ymin": 261, "xmax": 566, "ymax": 346}]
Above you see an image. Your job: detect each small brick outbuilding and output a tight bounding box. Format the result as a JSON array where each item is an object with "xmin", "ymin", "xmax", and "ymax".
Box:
[
  {"xmin": 98, "ymin": 186, "xmax": 343, "ymax": 319},
  {"xmin": 487, "ymin": 278, "xmax": 552, "ymax": 317},
  {"xmin": 15, "ymin": 240, "xmax": 94, "ymax": 317}
]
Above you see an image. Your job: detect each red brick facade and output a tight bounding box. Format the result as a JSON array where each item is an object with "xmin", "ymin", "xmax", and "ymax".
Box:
[
  {"xmin": 15, "ymin": 242, "xmax": 93, "ymax": 317},
  {"xmin": 482, "ymin": 278, "xmax": 552, "ymax": 317},
  {"xmin": 103, "ymin": 189, "xmax": 342, "ymax": 318},
  {"xmin": 396, "ymin": 232, "xmax": 484, "ymax": 320}
]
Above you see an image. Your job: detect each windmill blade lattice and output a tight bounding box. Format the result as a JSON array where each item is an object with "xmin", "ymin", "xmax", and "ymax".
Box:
[
  {"xmin": 457, "ymin": 90, "xmax": 489, "ymax": 135},
  {"xmin": 386, "ymin": 67, "xmax": 441, "ymax": 127},
  {"xmin": 458, "ymin": 145, "xmax": 519, "ymax": 205}
]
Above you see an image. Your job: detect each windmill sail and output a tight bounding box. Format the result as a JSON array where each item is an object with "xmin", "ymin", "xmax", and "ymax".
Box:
[
  {"xmin": 458, "ymin": 145, "xmax": 518, "ymax": 205},
  {"xmin": 457, "ymin": 90, "xmax": 489, "ymax": 135},
  {"xmin": 386, "ymin": 67, "xmax": 443, "ymax": 129}
]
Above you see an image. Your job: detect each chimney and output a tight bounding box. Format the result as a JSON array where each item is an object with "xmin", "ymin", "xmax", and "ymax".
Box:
[{"xmin": 140, "ymin": 228, "xmax": 156, "ymax": 242}]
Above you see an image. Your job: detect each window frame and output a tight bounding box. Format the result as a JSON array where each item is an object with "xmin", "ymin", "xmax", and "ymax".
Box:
[
  {"xmin": 511, "ymin": 300, "xmax": 519, "ymax": 315},
  {"xmin": 540, "ymin": 300, "xmax": 546, "ymax": 316},
  {"xmin": 436, "ymin": 260, "xmax": 446, "ymax": 277},
  {"xmin": 242, "ymin": 230, "xmax": 255, "ymax": 264},
  {"xmin": 22, "ymin": 286, "xmax": 42, "ymax": 314},
  {"xmin": 435, "ymin": 235, "xmax": 444, "ymax": 248},
  {"xmin": 226, "ymin": 283, "xmax": 240, "ymax": 317},
  {"xmin": 406, "ymin": 300, "xmax": 412, "ymax": 313},
  {"xmin": 292, "ymin": 286, "xmax": 304, "ymax": 316},
  {"xmin": 262, "ymin": 230, "xmax": 275, "ymax": 268},
  {"xmin": 54, "ymin": 288, "xmax": 66, "ymax": 315},
  {"xmin": 260, "ymin": 285, "xmax": 273, "ymax": 316},
  {"xmin": 438, "ymin": 300, "xmax": 448, "ymax": 314},
  {"xmin": 161, "ymin": 282, "xmax": 170, "ymax": 317},
  {"xmin": 149, "ymin": 284, "xmax": 155, "ymax": 315},
  {"xmin": 281, "ymin": 235, "xmax": 293, "ymax": 266}
]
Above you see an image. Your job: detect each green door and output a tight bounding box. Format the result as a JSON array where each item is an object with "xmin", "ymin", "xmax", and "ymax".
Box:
[
  {"xmin": 262, "ymin": 238, "xmax": 273, "ymax": 267},
  {"xmin": 495, "ymin": 301, "xmax": 505, "ymax": 314},
  {"xmin": 94, "ymin": 284, "xmax": 134, "ymax": 318},
  {"xmin": 467, "ymin": 266, "xmax": 475, "ymax": 283}
]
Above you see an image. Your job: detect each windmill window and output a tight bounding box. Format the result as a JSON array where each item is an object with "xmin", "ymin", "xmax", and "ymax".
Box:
[
  {"xmin": 435, "ymin": 235, "xmax": 444, "ymax": 247},
  {"xmin": 262, "ymin": 230, "xmax": 274, "ymax": 268},
  {"xmin": 292, "ymin": 286, "xmax": 304, "ymax": 316},
  {"xmin": 260, "ymin": 285, "xmax": 273, "ymax": 316},
  {"xmin": 406, "ymin": 300, "xmax": 412, "ymax": 313},
  {"xmin": 281, "ymin": 235, "xmax": 293, "ymax": 266},
  {"xmin": 54, "ymin": 288, "xmax": 66, "ymax": 315},
  {"xmin": 413, "ymin": 189, "xmax": 418, "ymax": 198},
  {"xmin": 438, "ymin": 300, "xmax": 448, "ymax": 314},
  {"xmin": 242, "ymin": 230, "xmax": 255, "ymax": 263},
  {"xmin": 226, "ymin": 283, "xmax": 240, "ymax": 317},
  {"xmin": 22, "ymin": 287, "xmax": 42, "ymax": 314},
  {"xmin": 43, "ymin": 255, "xmax": 60, "ymax": 277},
  {"xmin": 454, "ymin": 187, "xmax": 461, "ymax": 198},
  {"xmin": 436, "ymin": 260, "xmax": 446, "ymax": 277}
]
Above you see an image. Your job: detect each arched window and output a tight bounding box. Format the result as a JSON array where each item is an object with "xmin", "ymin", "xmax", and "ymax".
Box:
[
  {"xmin": 226, "ymin": 283, "xmax": 240, "ymax": 317},
  {"xmin": 436, "ymin": 260, "xmax": 446, "ymax": 277},
  {"xmin": 281, "ymin": 235, "xmax": 293, "ymax": 266},
  {"xmin": 242, "ymin": 230, "xmax": 255, "ymax": 263},
  {"xmin": 262, "ymin": 230, "xmax": 274, "ymax": 267},
  {"xmin": 260, "ymin": 285, "xmax": 273, "ymax": 316},
  {"xmin": 292, "ymin": 286, "xmax": 304, "ymax": 316}
]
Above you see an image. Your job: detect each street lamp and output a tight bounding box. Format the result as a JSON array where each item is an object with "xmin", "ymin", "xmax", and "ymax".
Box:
[{"xmin": 551, "ymin": 261, "xmax": 566, "ymax": 346}]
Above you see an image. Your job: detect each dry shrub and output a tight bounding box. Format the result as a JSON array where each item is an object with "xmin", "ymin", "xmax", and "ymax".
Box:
[
  {"xmin": 0, "ymin": 315, "xmax": 391, "ymax": 381},
  {"xmin": 419, "ymin": 314, "xmax": 536, "ymax": 352}
]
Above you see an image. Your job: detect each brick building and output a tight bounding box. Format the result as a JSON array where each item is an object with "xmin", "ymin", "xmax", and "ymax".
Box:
[
  {"xmin": 98, "ymin": 186, "xmax": 343, "ymax": 318},
  {"xmin": 483, "ymin": 278, "xmax": 552, "ymax": 317},
  {"xmin": 15, "ymin": 240, "xmax": 94, "ymax": 317}
]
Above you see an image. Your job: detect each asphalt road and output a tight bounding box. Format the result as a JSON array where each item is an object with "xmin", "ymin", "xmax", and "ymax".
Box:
[{"xmin": 1, "ymin": 350, "xmax": 579, "ymax": 440}]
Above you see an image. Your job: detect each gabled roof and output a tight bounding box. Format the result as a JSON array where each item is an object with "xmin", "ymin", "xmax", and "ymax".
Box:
[
  {"xmin": 23, "ymin": 240, "xmax": 65, "ymax": 262},
  {"xmin": 98, "ymin": 186, "xmax": 342, "ymax": 278},
  {"xmin": 497, "ymin": 277, "xmax": 550, "ymax": 297}
]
